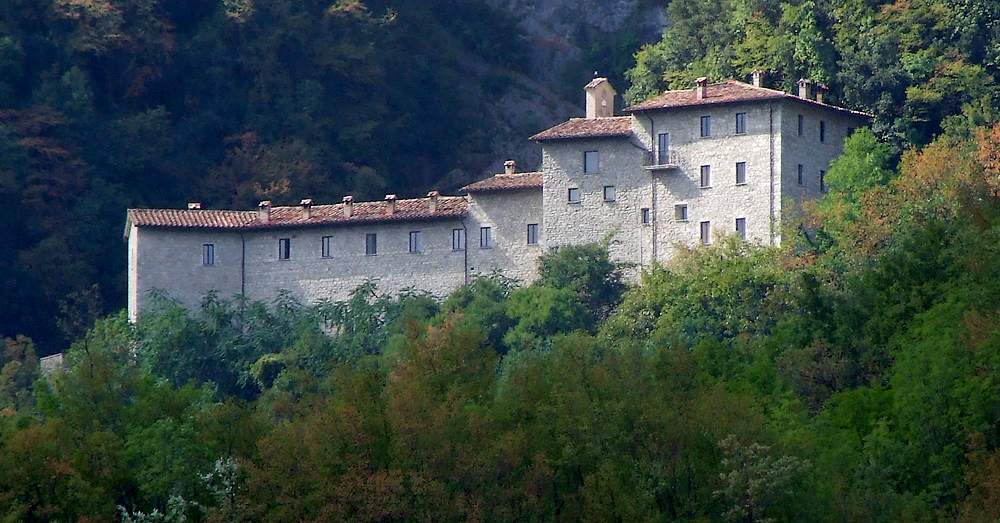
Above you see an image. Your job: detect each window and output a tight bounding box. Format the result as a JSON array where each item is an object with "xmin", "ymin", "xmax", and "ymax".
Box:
[
  {"xmin": 408, "ymin": 231, "xmax": 422, "ymax": 253},
  {"xmin": 675, "ymin": 204, "xmax": 688, "ymax": 221},
  {"xmin": 568, "ymin": 187, "xmax": 581, "ymax": 203},
  {"xmin": 584, "ymin": 150, "xmax": 599, "ymax": 173},
  {"xmin": 365, "ymin": 233, "xmax": 377, "ymax": 256},
  {"xmin": 452, "ymin": 228, "xmax": 466, "ymax": 251},
  {"xmin": 700, "ymin": 221, "xmax": 711, "ymax": 244},
  {"xmin": 278, "ymin": 238, "xmax": 290, "ymax": 260},
  {"xmin": 603, "ymin": 185, "xmax": 616, "ymax": 202},
  {"xmin": 820, "ymin": 120, "xmax": 826, "ymax": 142},
  {"xmin": 736, "ymin": 162, "xmax": 747, "ymax": 185},
  {"xmin": 735, "ymin": 112, "xmax": 747, "ymax": 134},
  {"xmin": 736, "ymin": 218, "xmax": 747, "ymax": 239},
  {"xmin": 797, "ymin": 114, "xmax": 804, "ymax": 136},
  {"xmin": 321, "ymin": 236, "xmax": 332, "ymax": 258},
  {"xmin": 657, "ymin": 133, "xmax": 670, "ymax": 164},
  {"xmin": 641, "ymin": 208, "xmax": 651, "ymax": 224},
  {"xmin": 527, "ymin": 223, "xmax": 539, "ymax": 245},
  {"xmin": 700, "ymin": 165, "xmax": 711, "ymax": 188},
  {"xmin": 700, "ymin": 115, "xmax": 712, "ymax": 137},
  {"xmin": 797, "ymin": 164, "xmax": 804, "ymax": 185},
  {"xmin": 480, "ymin": 226, "xmax": 492, "ymax": 249},
  {"xmin": 820, "ymin": 170, "xmax": 827, "ymax": 192},
  {"xmin": 202, "ymin": 244, "xmax": 214, "ymax": 266}
]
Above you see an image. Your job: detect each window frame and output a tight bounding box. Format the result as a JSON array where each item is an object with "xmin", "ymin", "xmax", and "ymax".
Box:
[
  {"xmin": 567, "ymin": 187, "xmax": 581, "ymax": 204},
  {"xmin": 820, "ymin": 120, "xmax": 826, "ymax": 142},
  {"xmin": 736, "ymin": 217, "xmax": 747, "ymax": 240},
  {"xmin": 202, "ymin": 243, "xmax": 215, "ymax": 266},
  {"xmin": 735, "ymin": 112, "xmax": 747, "ymax": 134},
  {"xmin": 278, "ymin": 238, "xmax": 291, "ymax": 260},
  {"xmin": 321, "ymin": 235, "xmax": 332, "ymax": 258},
  {"xmin": 408, "ymin": 231, "xmax": 422, "ymax": 254},
  {"xmin": 641, "ymin": 208, "xmax": 651, "ymax": 225},
  {"xmin": 603, "ymin": 185, "xmax": 616, "ymax": 202},
  {"xmin": 700, "ymin": 165, "xmax": 711, "ymax": 188},
  {"xmin": 365, "ymin": 233, "xmax": 377, "ymax": 256},
  {"xmin": 700, "ymin": 115, "xmax": 712, "ymax": 137},
  {"xmin": 797, "ymin": 114, "xmax": 804, "ymax": 136},
  {"xmin": 674, "ymin": 204, "xmax": 688, "ymax": 222},
  {"xmin": 480, "ymin": 226, "xmax": 492, "ymax": 249},
  {"xmin": 452, "ymin": 228, "xmax": 466, "ymax": 251},
  {"xmin": 526, "ymin": 223, "xmax": 539, "ymax": 245},
  {"xmin": 735, "ymin": 161, "xmax": 747, "ymax": 185},
  {"xmin": 700, "ymin": 221, "xmax": 711, "ymax": 245},
  {"xmin": 583, "ymin": 150, "xmax": 599, "ymax": 173},
  {"xmin": 797, "ymin": 164, "xmax": 804, "ymax": 185}
]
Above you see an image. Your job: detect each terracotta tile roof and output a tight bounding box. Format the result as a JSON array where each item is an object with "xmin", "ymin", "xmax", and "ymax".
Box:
[
  {"xmin": 624, "ymin": 80, "xmax": 871, "ymax": 117},
  {"xmin": 127, "ymin": 196, "xmax": 468, "ymax": 232},
  {"xmin": 530, "ymin": 116, "xmax": 634, "ymax": 142},
  {"xmin": 461, "ymin": 172, "xmax": 542, "ymax": 193}
]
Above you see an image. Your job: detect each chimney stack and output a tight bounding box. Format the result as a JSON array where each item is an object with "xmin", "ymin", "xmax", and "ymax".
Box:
[
  {"xmin": 187, "ymin": 202, "xmax": 202, "ymax": 210},
  {"xmin": 257, "ymin": 200, "xmax": 272, "ymax": 223},
  {"xmin": 695, "ymin": 77, "xmax": 709, "ymax": 99},
  {"xmin": 504, "ymin": 160, "xmax": 516, "ymax": 175},
  {"xmin": 814, "ymin": 83, "xmax": 828, "ymax": 104},
  {"xmin": 584, "ymin": 76, "xmax": 616, "ymax": 119},
  {"xmin": 751, "ymin": 70, "xmax": 764, "ymax": 88},
  {"xmin": 797, "ymin": 78, "xmax": 813, "ymax": 99},
  {"xmin": 385, "ymin": 194, "xmax": 397, "ymax": 215},
  {"xmin": 342, "ymin": 196, "xmax": 353, "ymax": 218},
  {"xmin": 299, "ymin": 198, "xmax": 313, "ymax": 220},
  {"xmin": 427, "ymin": 190, "xmax": 440, "ymax": 213}
]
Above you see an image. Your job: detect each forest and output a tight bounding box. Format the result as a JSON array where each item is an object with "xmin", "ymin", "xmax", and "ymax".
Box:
[{"xmin": 2, "ymin": 0, "xmax": 1000, "ymax": 520}]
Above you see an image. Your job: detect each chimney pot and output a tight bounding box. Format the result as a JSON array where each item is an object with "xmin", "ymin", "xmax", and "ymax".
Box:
[
  {"xmin": 504, "ymin": 160, "xmax": 516, "ymax": 175},
  {"xmin": 797, "ymin": 78, "xmax": 813, "ymax": 99},
  {"xmin": 299, "ymin": 198, "xmax": 313, "ymax": 220},
  {"xmin": 814, "ymin": 83, "xmax": 828, "ymax": 104},
  {"xmin": 751, "ymin": 70, "xmax": 764, "ymax": 88},
  {"xmin": 187, "ymin": 202, "xmax": 202, "ymax": 210},
  {"xmin": 385, "ymin": 194, "xmax": 397, "ymax": 214},
  {"xmin": 695, "ymin": 77, "xmax": 709, "ymax": 99},
  {"xmin": 257, "ymin": 200, "xmax": 272, "ymax": 223},
  {"xmin": 427, "ymin": 190, "xmax": 439, "ymax": 213},
  {"xmin": 342, "ymin": 196, "xmax": 353, "ymax": 218}
]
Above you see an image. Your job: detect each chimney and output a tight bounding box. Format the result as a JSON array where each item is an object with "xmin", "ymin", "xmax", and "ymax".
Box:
[
  {"xmin": 342, "ymin": 196, "xmax": 353, "ymax": 218},
  {"xmin": 584, "ymin": 76, "xmax": 616, "ymax": 119},
  {"xmin": 695, "ymin": 77, "xmax": 709, "ymax": 99},
  {"xmin": 797, "ymin": 78, "xmax": 813, "ymax": 99},
  {"xmin": 385, "ymin": 194, "xmax": 397, "ymax": 215},
  {"xmin": 299, "ymin": 198, "xmax": 313, "ymax": 220},
  {"xmin": 504, "ymin": 160, "xmax": 516, "ymax": 175},
  {"xmin": 814, "ymin": 83, "xmax": 828, "ymax": 104},
  {"xmin": 187, "ymin": 202, "xmax": 202, "ymax": 210},
  {"xmin": 257, "ymin": 200, "xmax": 271, "ymax": 223},
  {"xmin": 751, "ymin": 70, "xmax": 764, "ymax": 88},
  {"xmin": 427, "ymin": 190, "xmax": 439, "ymax": 213}
]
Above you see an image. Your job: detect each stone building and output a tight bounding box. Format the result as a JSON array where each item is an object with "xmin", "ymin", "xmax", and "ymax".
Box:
[{"xmin": 125, "ymin": 74, "xmax": 869, "ymax": 321}]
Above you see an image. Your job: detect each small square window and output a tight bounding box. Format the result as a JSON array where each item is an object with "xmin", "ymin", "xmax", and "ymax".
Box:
[
  {"xmin": 700, "ymin": 221, "xmax": 711, "ymax": 245},
  {"xmin": 736, "ymin": 217, "xmax": 747, "ymax": 239},
  {"xmin": 820, "ymin": 170, "xmax": 827, "ymax": 192},
  {"xmin": 365, "ymin": 233, "xmax": 377, "ymax": 256},
  {"xmin": 202, "ymin": 244, "xmax": 214, "ymax": 266},
  {"xmin": 797, "ymin": 164, "xmax": 804, "ymax": 185},
  {"xmin": 278, "ymin": 238, "xmax": 290, "ymax": 260},
  {"xmin": 584, "ymin": 150, "xmax": 599, "ymax": 173},
  {"xmin": 641, "ymin": 208, "xmax": 651, "ymax": 224},
  {"xmin": 735, "ymin": 112, "xmax": 747, "ymax": 134},
  {"xmin": 820, "ymin": 120, "xmax": 826, "ymax": 142},
  {"xmin": 452, "ymin": 228, "xmax": 466, "ymax": 251},
  {"xmin": 527, "ymin": 223, "xmax": 539, "ymax": 245},
  {"xmin": 568, "ymin": 187, "xmax": 581, "ymax": 203},
  {"xmin": 321, "ymin": 236, "xmax": 332, "ymax": 258},
  {"xmin": 736, "ymin": 162, "xmax": 747, "ymax": 185},
  {"xmin": 797, "ymin": 114, "xmax": 804, "ymax": 136},
  {"xmin": 700, "ymin": 115, "xmax": 712, "ymax": 137},
  {"xmin": 603, "ymin": 185, "xmax": 616, "ymax": 202},
  {"xmin": 674, "ymin": 204, "xmax": 688, "ymax": 221},
  {"xmin": 409, "ymin": 231, "xmax": 422, "ymax": 253},
  {"xmin": 480, "ymin": 226, "xmax": 492, "ymax": 249},
  {"xmin": 700, "ymin": 165, "xmax": 711, "ymax": 188}
]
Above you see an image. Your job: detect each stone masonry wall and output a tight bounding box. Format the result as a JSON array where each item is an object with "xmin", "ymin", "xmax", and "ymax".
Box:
[{"xmin": 467, "ymin": 189, "xmax": 545, "ymax": 284}]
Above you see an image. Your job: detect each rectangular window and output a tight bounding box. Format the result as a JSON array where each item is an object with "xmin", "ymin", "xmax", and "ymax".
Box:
[
  {"xmin": 321, "ymin": 236, "xmax": 332, "ymax": 258},
  {"xmin": 452, "ymin": 228, "xmax": 466, "ymax": 251},
  {"xmin": 820, "ymin": 120, "xmax": 826, "ymax": 142},
  {"xmin": 527, "ymin": 223, "xmax": 539, "ymax": 245},
  {"xmin": 700, "ymin": 221, "xmax": 711, "ymax": 245},
  {"xmin": 408, "ymin": 231, "xmax": 422, "ymax": 253},
  {"xmin": 735, "ymin": 112, "xmax": 747, "ymax": 134},
  {"xmin": 568, "ymin": 187, "xmax": 581, "ymax": 203},
  {"xmin": 736, "ymin": 162, "xmax": 747, "ymax": 185},
  {"xmin": 797, "ymin": 114, "xmax": 804, "ymax": 136},
  {"xmin": 700, "ymin": 165, "xmax": 711, "ymax": 188},
  {"xmin": 736, "ymin": 217, "xmax": 747, "ymax": 239},
  {"xmin": 675, "ymin": 204, "xmax": 688, "ymax": 221},
  {"xmin": 820, "ymin": 170, "xmax": 827, "ymax": 192},
  {"xmin": 603, "ymin": 185, "xmax": 616, "ymax": 202},
  {"xmin": 584, "ymin": 150, "xmax": 599, "ymax": 173},
  {"xmin": 700, "ymin": 115, "xmax": 712, "ymax": 137},
  {"xmin": 480, "ymin": 226, "xmax": 492, "ymax": 249},
  {"xmin": 202, "ymin": 244, "xmax": 214, "ymax": 266},
  {"xmin": 641, "ymin": 208, "xmax": 651, "ymax": 224},
  {"xmin": 797, "ymin": 164, "xmax": 804, "ymax": 185},
  {"xmin": 278, "ymin": 238, "xmax": 290, "ymax": 260},
  {"xmin": 657, "ymin": 132, "xmax": 670, "ymax": 164},
  {"xmin": 365, "ymin": 233, "xmax": 377, "ymax": 256}
]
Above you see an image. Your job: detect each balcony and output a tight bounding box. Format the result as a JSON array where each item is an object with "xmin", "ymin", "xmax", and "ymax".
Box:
[{"xmin": 643, "ymin": 149, "xmax": 680, "ymax": 171}]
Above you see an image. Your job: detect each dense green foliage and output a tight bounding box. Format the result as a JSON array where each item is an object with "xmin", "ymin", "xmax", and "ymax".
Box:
[{"xmin": 3, "ymin": 123, "xmax": 1000, "ymax": 520}]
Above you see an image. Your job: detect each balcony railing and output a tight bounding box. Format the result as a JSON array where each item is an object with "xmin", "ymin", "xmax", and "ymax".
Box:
[{"xmin": 643, "ymin": 149, "xmax": 680, "ymax": 170}]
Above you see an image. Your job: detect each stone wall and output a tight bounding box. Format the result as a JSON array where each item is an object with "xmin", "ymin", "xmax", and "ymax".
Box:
[{"xmin": 467, "ymin": 189, "xmax": 544, "ymax": 284}]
